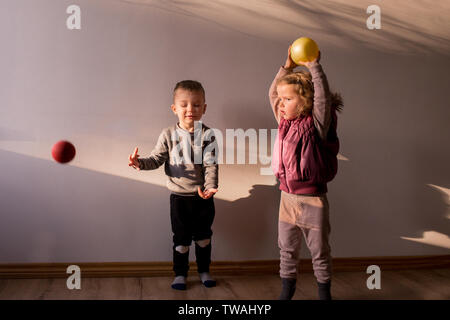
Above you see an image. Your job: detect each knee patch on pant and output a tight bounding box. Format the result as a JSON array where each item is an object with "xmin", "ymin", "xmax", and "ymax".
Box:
[
  {"xmin": 175, "ymin": 245, "xmax": 189, "ymax": 254},
  {"xmin": 195, "ymin": 239, "xmax": 211, "ymax": 248}
]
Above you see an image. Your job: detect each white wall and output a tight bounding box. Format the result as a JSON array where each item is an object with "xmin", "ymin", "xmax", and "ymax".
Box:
[{"xmin": 0, "ymin": 0, "xmax": 449, "ymax": 263}]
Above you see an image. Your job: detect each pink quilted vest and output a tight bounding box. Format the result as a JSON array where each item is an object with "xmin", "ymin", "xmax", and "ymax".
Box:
[{"xmin": 272, "ymin": 112, "xmax": 339, "ymax": 195}]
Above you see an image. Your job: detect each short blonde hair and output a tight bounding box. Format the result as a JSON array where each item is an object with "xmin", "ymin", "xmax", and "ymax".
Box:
[{"xmin": 276, "ymin": 71, "xmax": 314, "ymax": 117}]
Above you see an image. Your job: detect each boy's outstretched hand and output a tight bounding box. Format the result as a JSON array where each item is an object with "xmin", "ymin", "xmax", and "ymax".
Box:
[
  {"xmin": 128, "ymin": 147, "xmax": 141, "ymax": 170},
  {"xmin": 198, "ymin": 187, "xmax": 218, "ymax": 199}
]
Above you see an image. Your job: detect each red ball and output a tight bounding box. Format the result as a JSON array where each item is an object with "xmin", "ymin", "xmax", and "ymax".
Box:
[{"xmin": 52, "ymin": 140, "xmax": 76, "ymax": 164}]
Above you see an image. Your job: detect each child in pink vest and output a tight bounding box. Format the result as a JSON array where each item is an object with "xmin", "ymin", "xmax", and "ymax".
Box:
[{"xmin": 269, "ymin": 47, "xmax": 343, "ymax": 300}]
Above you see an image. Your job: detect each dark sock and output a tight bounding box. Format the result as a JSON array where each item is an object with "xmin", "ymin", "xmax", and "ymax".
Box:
[
  {"xmin": 318, "ymin": 281, "xmax": 332, "ymax": 300},
  {"xmin": 279, "ymin": 278, "xmax": 296, "ymax": 300}
]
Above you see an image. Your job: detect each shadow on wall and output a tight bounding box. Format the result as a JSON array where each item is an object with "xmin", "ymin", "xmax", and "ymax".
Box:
[
  {"xmin": 328, "ymin": 134, "xmax": 450, "ymax": 256},
  {"xmin": 213, "ymin": 50, "xmax": 450, "ymax": 256},
  {"xmin": 1, "ymin": 140, "xmax": 449, "ymax": 264},
  {"xmin": 2, "ymin": 0, "xmax": 450, "ymax": 263},
  {"xmin": 399, "ymin": 184, "xmax": 450, "ymax": 249},
  {"xmin": 0, "ymin": 150, "xmax": 171, "ymax": 263},
  {"xmin": 213, "ymin": 184, "xmax": 280, "ymax": 260},
  {"xmin": 0, "ymin": 150, "xmax": 280, "ymax": 263},
  {"xmin": 118, "ymin": 0, "xmax": 450, "ymax": 54}
]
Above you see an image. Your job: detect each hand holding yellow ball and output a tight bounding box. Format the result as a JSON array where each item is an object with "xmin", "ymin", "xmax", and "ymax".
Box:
[{"xmin": 289, "ymin": 37, "xmax": 319, "ymax": 65}]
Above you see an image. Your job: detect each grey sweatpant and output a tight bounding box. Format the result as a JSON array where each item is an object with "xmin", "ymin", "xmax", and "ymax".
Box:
[{"xmin": 278, "ymin": 191, "xmax": 332, "ymax": 283}]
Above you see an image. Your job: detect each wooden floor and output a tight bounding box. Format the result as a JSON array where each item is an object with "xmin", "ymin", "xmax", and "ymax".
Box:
[{"xmin": 0, "ymin": 269, "xmax": 449, "ymax": 300}]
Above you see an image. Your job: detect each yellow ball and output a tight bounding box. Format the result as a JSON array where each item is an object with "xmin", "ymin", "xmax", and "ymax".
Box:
[{"xmin": 290, "ymin": 37, "xmax": 319, "ymax": 65}]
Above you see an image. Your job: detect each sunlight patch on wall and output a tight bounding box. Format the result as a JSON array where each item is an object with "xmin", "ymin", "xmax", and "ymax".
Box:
[
  {"xmin": 337, "ymin": 153, "xmax": 349, "ymax": 161},
  {"xmin": 401, "ymin": 231, "xmax": 450, "ymax": 250},
  {"xmin": 428, "ymin": 184, "xmax": 450, "ymax": 219},
  {"xmin": 400, "ymin": 183, "xmax": 450, "ymax": 249},
  {"xmin": 0, "ymin": 138, "xmax": 277, "ymax": 202}
]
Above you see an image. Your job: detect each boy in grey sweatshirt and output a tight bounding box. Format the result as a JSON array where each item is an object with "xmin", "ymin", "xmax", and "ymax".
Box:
[{"xmin": 128, "ymin": 80, "xmax": 219, "ymax": 290}]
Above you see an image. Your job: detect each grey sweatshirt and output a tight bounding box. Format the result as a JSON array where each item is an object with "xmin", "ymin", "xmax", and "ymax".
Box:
[{"xmin": 138, "ymin": 122, "xmax": 219, "ymax": 195}]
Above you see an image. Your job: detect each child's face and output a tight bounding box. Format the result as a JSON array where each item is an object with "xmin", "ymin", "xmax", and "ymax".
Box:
[
  {"xmin": 276, "ymin": 84, "xmax": 304, "ymax": 120},
  {"xmin": 171, "ymin": 89, "xmax": 207, "ymax": 131}
]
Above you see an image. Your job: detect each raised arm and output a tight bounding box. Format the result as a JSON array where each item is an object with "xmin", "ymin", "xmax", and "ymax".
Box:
[
  {"xmin": 269, "ymin": 46, "xmax": 297, "ymax": 124},
  {"xmin": 307, "ymin": 58, "xmax": 332, "ymax": 140},
  {"xmin": 269, "ymin": 67, "xmax": 291, "ymax": 124}
]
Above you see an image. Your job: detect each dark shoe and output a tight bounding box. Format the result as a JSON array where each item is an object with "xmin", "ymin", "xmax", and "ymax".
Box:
[
  {"xmin": 318, "ymin": 281, "xmax": 332, "ymax": 300},
  {"xmin": 279, "ymin": 278, "xmax": 296, "ymax": 300},
  {"xmin": 202, "ymin": 280, "xmax": 216, "ymax": 288}
]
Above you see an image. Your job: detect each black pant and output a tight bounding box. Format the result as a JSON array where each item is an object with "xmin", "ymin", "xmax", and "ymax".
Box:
[{"xmin": 170, "ymin": 193, "xmax": 215, "ymax": 277}]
